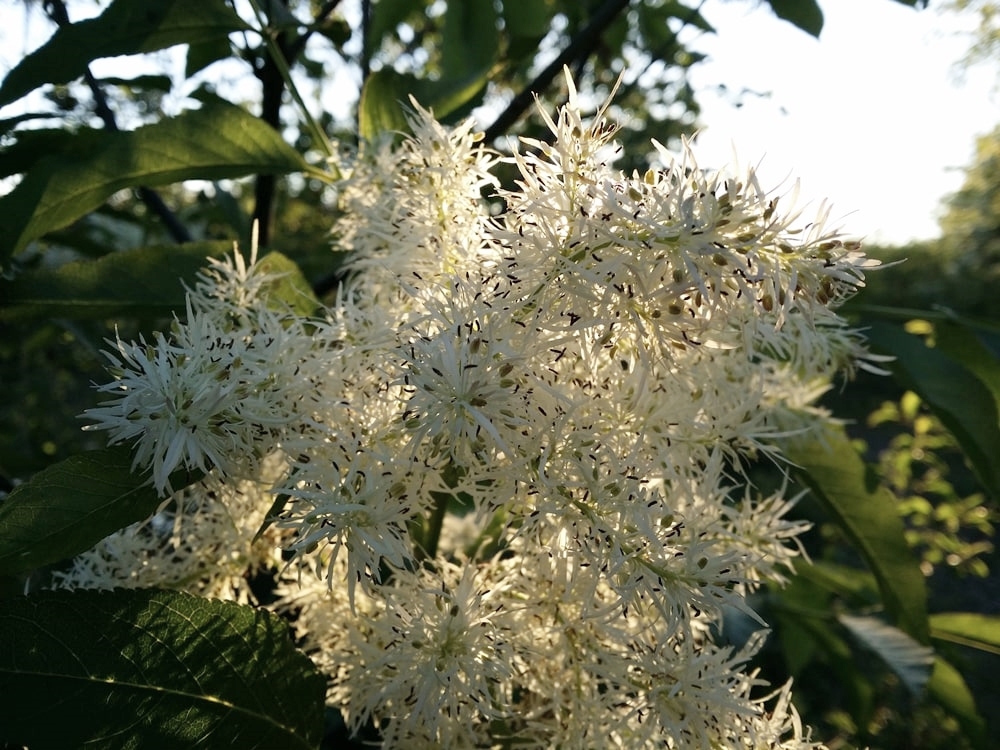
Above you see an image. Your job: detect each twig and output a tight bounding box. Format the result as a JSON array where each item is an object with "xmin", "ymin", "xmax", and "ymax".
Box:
[
  {"xmin": 44, "ymin": 0, "xmax": 192, "ymax": 244},
  {"xmin": 482, "ymin": 0, "xmax": 631, "ymax": 143}
]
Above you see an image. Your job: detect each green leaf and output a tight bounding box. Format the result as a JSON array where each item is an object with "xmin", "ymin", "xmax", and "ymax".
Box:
[
  {"xmin": 0, "ymin": 447, "xmax": 193, "ymax": 576},
  {"xmin": 0, "ymin": 127, "xmax": 105, "ymax": 180},
  {"xmin": 663, "ymin": 0, "xmax": 715, "ymax": 33},
  {"xmin": 766, "ymin": 0, "xmax": 823, "ymax": 37},
  {"xmin": 501, "ymin": 0, "xmax": 553, "ymax": 57},
  {"xmin": 788, "ymin": 612, "xmax": 876, "ymax": 725},
  {"xmin": 0, "ymin": 101, "xmax": 308, "ymax": 266},
  {"xmin": 358, "ymin": 67, "xmax": 492, "ymax": 142},
  {"xmin": 926, "ymin": 656, "xmax": 988, "ymax": 749},
  {"xmin": 0, "ymin": 588, "xmax": 325, "ymax": 750},
  {"xmin": 933, "ymin": 320, "xmax": 1000, "ymax": 417},
  {"xmin": 930, "ymin": 612, "xmax": 1000, "ymax": 656},
  {"xmin": 369, "ymin": 0, "xmax": 424, "ymax": 47},
  {"xmin": 838, "ymin": 613, "xmax": 935, "ymax": 695},
  {"xmin": 256, "ymin": 251, "xmax": 322, "ymax": 317},
  {"xmin": 359, "ymin": 0, "xmax": 497, "ymax": 141},
  {"xmin": 796, "ymin": 559, "xmax": 880, "ymax": 607},
  {"xmin": 441, "ymin": 0, "xmax": 499, "ymax": 76},
  {"xmin": 865, "ymin": 321, "xmax": 1000, "ymax": 501},
  {"xmin": 0, "ymin": 240, "xmax": 233, "ymax": 320},
  {"xmin": 186, "ymin": 35, "xmax": 235, "ymax": 77},
  {"xmin": 782, "ymin": 424, "xmax": 929, "ymax": 643},
  {"xmin": 0, "ymin": 0, "xmax": 249, "ymax": 107},
  {"xmin": 358, "ymin": 69, "xmax": 412, "ymax": 142}
]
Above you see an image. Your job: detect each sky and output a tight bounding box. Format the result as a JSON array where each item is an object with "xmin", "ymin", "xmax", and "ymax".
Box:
[
  {"xmin": 1, "ymin": 0, "xmax": 998, "ymax": 247},
  {"xmin": 685, "ymin": 0, "xmax": 1000, "ymax": 246}
]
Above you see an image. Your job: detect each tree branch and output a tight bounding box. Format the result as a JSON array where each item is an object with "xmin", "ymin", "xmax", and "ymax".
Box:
[
  {"xmin": 482, "ymin": 0, "xmax": 632, "ymax": 144},
  {"xmin": 44, "ymin": 0, "xmax": 192, "ymax": 245}
]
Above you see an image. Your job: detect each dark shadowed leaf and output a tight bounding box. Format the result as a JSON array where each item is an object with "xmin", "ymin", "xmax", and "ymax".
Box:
[
  {"xmin": 186, "ymin": 35, "xmax": 235, "ymax": 77},
  {"xmin": 0, "ymin": 127, "xmax": 105, "ymax": 179},
  {"xmin": 501, "ymin": 0, "xmax": 552, "ymax": 57},
  {"xmin": 782, "ymin": 424, "xmax": 929, "ymax": 643},
  {"xmin": 368, "ymin": 0, "xmax": 424, "ymax": 47},
  {"xmin": 0, "ymin": 447, "xmax": 196, "ymax": 576},
  {"xmin": 0, "ymin": 241, "xmax": 233, "ymax": 320},
  {"xmin": 0, "ymin": 101, "xmax": 308, "ymax": 265},
  {"xmin": 865, "ymin": 321, "xmax": 1000, "ymax": 501},
  {"xmin": 933, "ymin": 320, "xmax": 1000, "ymax": 418},
  {"xmin": 441, "ymin": 0, "xmax": 499, "ymax": 77},
  {"xmin": 358, "ymin": 68, "xmax": 493, "ymax": 143},
  {"xmin": 97, "ymin": 74, "xmax": 174, "ymax": 92},
  {"xmin": 0, "ymin": 589, "xmax": 325, "ymax": 750},
  {"xmin": 766, "ymin": 0, "xmax": 823, "ymax": 36},
  {"xmin": 926, "ymin": 656, "xmax": 988, "ymax": 749},
  {"xmin": 0, "ymin": 0, "xmax": 249, "ymax": 107}
]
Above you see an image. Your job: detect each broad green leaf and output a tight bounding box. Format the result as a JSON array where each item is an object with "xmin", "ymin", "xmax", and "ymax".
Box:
[
  {"xmin": 930, "ymin": 612, "xmax": 1000, "ymax": 656},
  {"xmin": 663, "ymin": 0, "xmax": 715, "ymax": 33},
  {"xmin": 0, "ymin": 0, "xmax": 249, "ymax": 107},
  {"xmin": 441, "ymin": 0, "xmax": 499, "ymax": 77},
  {"xmin": 0, "ymin": 589, "xmax": 325, "ymax": 750},
  {"xmin": 768, "ymin": 574, "xmax": 829, "ymax": 677},
  {"xmin": 0, "ymin": 101, "xmax": 308, "ymax": 265},
  {"xmin": 0, "ymin": 127, "xmax": 105, "ymax": 179},
  {"xmin": 0, "ymin": 241, "xmax": 232, "ymax": 320},
  {"xmin": 186, "ymin": 35, "xmax": 235, "ymax": 77},
  {"xmin": 256, "ymin": 251, "xmax": 322, "ymax": 317},
  {"xmin": 933, "ymin": 320, "xmax": 1000, "ymax": 417},
  {"xmin": 358, "ymin": 64, "xmax": 494, "ymax": 143},
  {"xmin": 766, "ymin": 0, "xmax": 823, "ymax": 37},
  {"xmin": 501, "ymin": 0, "xmax": 553, "ymax": 57},
  {"xmin": 0, "ymin": 447, "xmax": 196, "ymax": 576},
  {"xmin": 796, "ymin": 559, "xmax": 880, "ymax": 606},
  {"xmin": 359, "ymin": 0, "xmax": 497, "ymax": 141},
  {"xmin": 838, "ymin": 613, "xmax": 934, "ymax": 695},
  {"xmin": 358, "ymin": 69, "xmax": 412, "ymax": 142},
  {"xmin": 783, "ymin": 424, "xmax": 929, "ymax": 643},
  {"xmin": 865, "ymin": 321, "xmax": 1000, "ymax": 501},
  {"xmin": 926, "ymin": 656, "xmax": 988, "ymax": 749}
]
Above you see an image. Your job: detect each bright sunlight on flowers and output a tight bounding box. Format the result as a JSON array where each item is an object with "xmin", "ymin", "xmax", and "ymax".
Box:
[{"xmin": 70, "ymin": 72, "xmax": 880, "ymax": 749}]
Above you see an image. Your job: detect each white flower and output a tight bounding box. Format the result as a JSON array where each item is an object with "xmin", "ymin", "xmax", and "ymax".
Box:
[
  {"xmin": 83, "ymin": 251, "xmax": 330, "ymax": 495},
  {"xmin": 48, "ymin": 456, "xmax": 286, "ymax": 601},
  {"xmin": 68, "ymin": 68, "xmax": 876, "ymax": 749},
  {"xmin": 338, "ymin": 562, "xmax": 516, "ymax": 747},
  {"xmin": 277, "ymin": 433, "xmax": 429, "ymax": 606}
]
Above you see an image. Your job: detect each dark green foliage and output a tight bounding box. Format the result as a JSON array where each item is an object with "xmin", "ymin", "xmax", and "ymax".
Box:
[
  {"xmin": 0, "ymin": 0, "xmax": 248, "ymax": 106},
  {"xmin": 0, "ymin": 447, "xmax": 189, "ymax": 576},
  {"xmin": 0, "ymin": 240, "xmax": 233, "ymax": 320},
  {"xmin": 0, "ymin": 588, "xmax": 326, "ymax": 750},
  {"xmin": 0, "ymin": 102, "xmax": 308, "ymax": 264}
]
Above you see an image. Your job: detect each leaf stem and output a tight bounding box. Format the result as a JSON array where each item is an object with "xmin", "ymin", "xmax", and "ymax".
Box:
[
  {"xmin": 418, "ymin": 491, "xmax": 451, "ymax": 563},
  {"xmin": 247, "ymin": 0, "xmax": 336, "ymax": 162}
]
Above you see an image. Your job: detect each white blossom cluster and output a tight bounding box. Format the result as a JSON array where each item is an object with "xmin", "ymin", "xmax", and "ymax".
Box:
[{"xmin": 67, "ymin": 75, "xmax": 883, "ymax": 748}]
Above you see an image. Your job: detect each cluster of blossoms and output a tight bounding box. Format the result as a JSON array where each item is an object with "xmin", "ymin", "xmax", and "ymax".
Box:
[{"xmin": 65, "ymin": 76, "xmax": 880, "ymax": 748}]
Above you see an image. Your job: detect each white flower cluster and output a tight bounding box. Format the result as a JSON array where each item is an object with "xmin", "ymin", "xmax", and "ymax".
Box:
[{"xmin": 70, "ymin": 75, "xmax": 882, "ymax": 748}]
